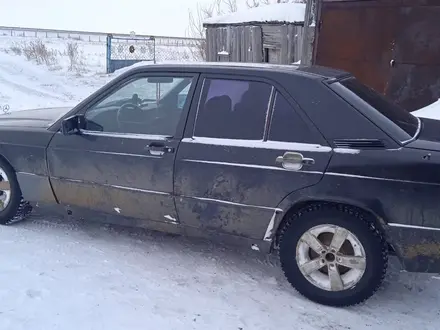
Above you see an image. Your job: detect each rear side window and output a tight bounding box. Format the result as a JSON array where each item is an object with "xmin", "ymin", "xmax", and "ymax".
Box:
[
  {"xmin": 194, "ymin": 78, "xmax": 272, "ymax": 140},
  {"xmin": 340, "ymin": 78, "xmax": 419, "ymax": 139},
  {"xmin": 268, "ymin": 92, "xmax": 313, "ymax": 143}
]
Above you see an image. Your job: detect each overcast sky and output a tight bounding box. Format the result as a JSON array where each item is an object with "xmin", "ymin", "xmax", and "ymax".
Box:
[{"xmin": 0, "ymin": 0, "xmax": 255, "ymax": 37}]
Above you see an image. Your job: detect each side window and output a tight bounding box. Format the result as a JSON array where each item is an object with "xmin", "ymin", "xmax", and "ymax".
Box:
[
  {"xmin": 194, "ymin": 78, "xmax": 272, "ymax": 140},
  {"xmin": 84, "ymin": 76, "xmax": 194, "ymax": 136},
  {"xmin": 178, "ymin": 84, "xmax": 191, "ymax": 109},
  {"xmin": 268, "ymin": 92, "xmax": 313, "ymax": 144}
]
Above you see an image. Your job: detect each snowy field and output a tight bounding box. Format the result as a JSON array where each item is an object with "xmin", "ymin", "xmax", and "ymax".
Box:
[
  {"xmin": 0, "ymin": 34, "xmax": 440, "ymax": 330},
  {"xmin": 0, "ymin": 35, "xmax": 198, "ymax": 111}
]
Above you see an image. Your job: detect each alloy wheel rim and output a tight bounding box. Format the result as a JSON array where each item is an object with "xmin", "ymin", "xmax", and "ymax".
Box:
[
  {"xmin": 296, "ymin": 224, "xmax": 367, "ymax": 292},
  {"xmin": 0, "ymin": 168, "xmax": 11, "ymax": 211}
]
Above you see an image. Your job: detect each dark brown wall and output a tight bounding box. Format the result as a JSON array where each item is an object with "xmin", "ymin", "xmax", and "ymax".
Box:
[{"xmin": 313, "ymin": 0, "xmax": 440, "ymax": 111}]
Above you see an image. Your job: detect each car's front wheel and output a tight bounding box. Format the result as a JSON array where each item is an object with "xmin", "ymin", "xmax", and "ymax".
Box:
[
  {"xmin": 279, "ymin": 204, "xmax": 388, "ymax": 307},
  {"xmin": 0, "ymin": 158, "xmax": 28, "ymax": 225}
]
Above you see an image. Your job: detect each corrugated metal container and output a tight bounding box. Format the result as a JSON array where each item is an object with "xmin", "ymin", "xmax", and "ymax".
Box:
[{"xmin": 313, "ymin": 0, "xmax": 440, "ymax": 111}]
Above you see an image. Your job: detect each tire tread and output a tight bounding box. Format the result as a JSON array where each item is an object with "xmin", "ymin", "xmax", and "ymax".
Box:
[{"xmin": 278, "ymin": 202, "xmax": 388, "ymax": 307}]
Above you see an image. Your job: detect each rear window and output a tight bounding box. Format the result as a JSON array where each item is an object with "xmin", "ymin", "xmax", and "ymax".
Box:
[{"xmin": 340, "ymin": 78, "xmax": 419, "ymax": 140}]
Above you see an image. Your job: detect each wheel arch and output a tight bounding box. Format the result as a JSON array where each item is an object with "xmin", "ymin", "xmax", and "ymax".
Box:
[
  {"xmin": 0, "ymin": 152, "xmax": 16, "ymax": 172},
  {"xmin": 272, "ymin": 198, "xmax": 395, "ymax": 253}
]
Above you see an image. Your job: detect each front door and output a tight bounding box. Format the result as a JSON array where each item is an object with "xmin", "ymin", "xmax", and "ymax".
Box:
[
  {"xmin": 47, "ymin": 72, "xmax": 198, "ymax": 226},
  {"xmin": 174, "ymin": 74, "xmax": 332, "ymax": 240}
]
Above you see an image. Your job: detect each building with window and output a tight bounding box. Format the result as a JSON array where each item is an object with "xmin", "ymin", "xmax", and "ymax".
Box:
[{"xmin": 203, "ymin": 2, "xmax": 311, "ymax": 64}]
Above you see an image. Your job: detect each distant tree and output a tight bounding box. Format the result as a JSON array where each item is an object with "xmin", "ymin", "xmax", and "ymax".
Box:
[
  {"xmin": 187, "ymin": 0, "xmax": 238, "ymax": 60},
  {"xmin": 246, "ymin": 0, "xmax": 270, "ymax": 7}
]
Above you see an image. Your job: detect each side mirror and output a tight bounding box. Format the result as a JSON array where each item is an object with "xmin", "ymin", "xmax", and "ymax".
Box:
[{"xmin": 61, "ymin": 114, "xmax": 86, "ymax": 135}]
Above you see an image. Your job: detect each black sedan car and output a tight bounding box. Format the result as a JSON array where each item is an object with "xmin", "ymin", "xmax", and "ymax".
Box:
[{"xmin": 0, "ymin": 62, "xmax": 438, "ymax": 307}]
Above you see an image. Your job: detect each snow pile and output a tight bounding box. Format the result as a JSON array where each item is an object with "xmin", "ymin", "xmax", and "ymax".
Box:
[
  {"xmin": 203, "ymin": 2, "xmax": 306, "ymax": 25},
  {"xmin": 412, "ymin": 99, "xmax": 440, "ymax": 120},
  {"xmin": 0, "ymin": 51, "xmax": 110, "ymax": 111}
]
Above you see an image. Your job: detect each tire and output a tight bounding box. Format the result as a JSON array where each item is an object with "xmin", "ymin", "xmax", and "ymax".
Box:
[
  {"xmin": 278, "ymin": 203, "xmax": 388, "ymax": 307},
  {"xmin": 0, "ymin": 158, "xmax": 24, "ymax": 225}
]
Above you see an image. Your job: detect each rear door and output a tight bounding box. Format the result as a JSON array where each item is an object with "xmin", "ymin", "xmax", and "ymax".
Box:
[{"xmin": 174, "ymin": 74, "xmax": 332, "ymax": 240}]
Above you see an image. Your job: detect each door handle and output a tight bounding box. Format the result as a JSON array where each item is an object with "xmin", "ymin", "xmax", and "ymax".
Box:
[
  {"xmin": 145, "ymin": 142, "xmax": 174, "ymax": 156},
  {"xmin": 276, "ymin": 152, "xmax": 315, "ymax": 171}
]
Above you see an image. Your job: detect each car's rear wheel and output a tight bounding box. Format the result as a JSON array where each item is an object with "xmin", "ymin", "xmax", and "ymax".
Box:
[
  {"xmin": 278, "ymin": 204, "xmax": 388, "ymax": 307},
  {"xmin": 0, "ymin": 158, "xmax": 27, "ymax": 225}
]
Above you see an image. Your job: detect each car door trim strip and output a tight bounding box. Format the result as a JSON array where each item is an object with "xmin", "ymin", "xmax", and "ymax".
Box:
[
  {"xmin": 388, "ymin": 223, "xmax": 440, "ymax": 231},
  {"xmin": 182, "ymin": 194, "xmax": 283, "ymax": 212},
  {"xmin": 58, "ymin": 130, "xmax": 170, "ymax": 141},
  {"xmin": 49, "ymin": 176, "xmax": 171, "ymax": 195},
  {"xmin": 325, "ymin": 172, "xmax": 440, "ymax": 186},
  {"xmin": 182, "ymin": 159, "xmax": 324, "ymax": 174},
  {"xmin": 181, "ymin": 137, "xmax": 333, "ymax": 152}
]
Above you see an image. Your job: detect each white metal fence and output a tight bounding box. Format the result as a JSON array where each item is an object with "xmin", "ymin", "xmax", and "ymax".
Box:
[{"xmin": 0, "ymin": 25, "xmax": 203, "ymax": 48}]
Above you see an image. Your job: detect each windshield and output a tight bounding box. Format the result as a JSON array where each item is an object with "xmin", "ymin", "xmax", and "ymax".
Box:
[{"xmin": 340, "ymin": 78, "xmax": 420, "ymax": 140}]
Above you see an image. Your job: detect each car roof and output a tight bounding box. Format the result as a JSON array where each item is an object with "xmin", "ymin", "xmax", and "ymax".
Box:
[{"xmin": 124, "ymin": 61, "xmax": 352, "ymax": 81}]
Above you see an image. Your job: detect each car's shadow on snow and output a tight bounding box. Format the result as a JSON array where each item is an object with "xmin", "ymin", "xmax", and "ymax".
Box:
[{"xmin": 15, "ymin": 214, "xmax": 440, "ymax": 324}]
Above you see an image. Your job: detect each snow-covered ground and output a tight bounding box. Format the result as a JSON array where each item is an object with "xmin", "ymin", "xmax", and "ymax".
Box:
[
  {"xmin": 1, "ymin": 215, "xmax": 440, "ymax": 330},
  {"xmin": 0, "ymin": 50, "xmax": 108, "ymax": 111},
  {"xmin": 412, "ymin": 99, "xmax": 440, "ymax": 119},
  {"xmin": 0, "ymin": 34, "xmax": 440, "ymax": 330},
  {"xmin": 0, "ymin": 37, "xmax": 110, "ymax": 110}
]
